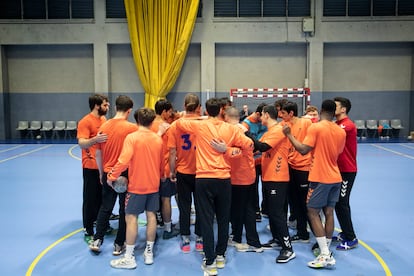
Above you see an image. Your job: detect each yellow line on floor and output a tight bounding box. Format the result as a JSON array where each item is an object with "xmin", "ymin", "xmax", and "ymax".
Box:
[
  {"xmin": 25, "ymin": 228, "xmax": 84, "ymax": 276},
  {"xmin": 358, "ymin": 239, "xmax": 392, "ymax": 276},
  {"xmin": 335, "ymin": 227, "xmax": 392, "ymax": 276}
]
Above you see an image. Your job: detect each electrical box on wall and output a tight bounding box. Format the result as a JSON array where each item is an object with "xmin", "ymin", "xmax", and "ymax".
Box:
[{"xmin": 302, "ymin": 17, "xmax": 314, "ymax": 33}]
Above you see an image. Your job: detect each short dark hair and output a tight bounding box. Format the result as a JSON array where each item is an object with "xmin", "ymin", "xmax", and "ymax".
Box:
[
  {"xmin": 154, "ymin": 99, "xmax": 173, "ymax": 115},
  {"xmin": 321, "ymin": 99, "xmax": 337, "ymax": 116},
  {"xmin": 88, "ymin": 94, "xmax": 108, "ymax": 111},
  {"xmin": 281, "ymin": 101, "xmax": 298, "ymax": 116},
  {"xmin": 274, "ymin": 99, "xmax": 288, "ymax": 110},
  {"xmin": 256, "ymin": 102, "xmax": 267, "ymax": 114},
  {"xmin": 334, "ymin": 97, "xmax": 352, "ymax": 114},
  {"xmin": 134, "ymin": 107, "xmax": 156, "ymax": 127},
  {"xmin": 115, "ymin": 95, "xmax": 133, "ymax": 112},
  {"xmin": 205, "ymin": 98, "xmax": 221, "ymax": 117},
  {"xmin": 219, "ymin": 97, "xmax": 232, "ymax": 108},
  {"xmin": 262, "ymin": 105, "xmax": 278, "ymax": 119}
]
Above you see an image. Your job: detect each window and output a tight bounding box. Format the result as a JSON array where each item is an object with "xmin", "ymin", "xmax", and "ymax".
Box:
[
  {"xmin": 0, "ymin": 0, "xmax": 93, "ymax": 20},
  {"xmin": 106, "ymin": 0, "xmax": 203, "ymax": 19},
  {"xmin": 106, "ymin": 0, "xmax": 126, "ymax": 18},
  {"xmin": 48, "ymin": 0, "xmax": 70, "ymax": 19},
  {"xmin": 214, "ymin": 0, "xmax": 310, "ymax": 17},
  {"xmin": 323, "ymin": 0, "xmax": 414, "ymax": 17}
]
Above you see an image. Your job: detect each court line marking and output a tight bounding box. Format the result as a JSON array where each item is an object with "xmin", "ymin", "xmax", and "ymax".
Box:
[
  {"xmin": 26, "ymin": 144, "xmax": 82, "ymax": 276},
  {"xmin": 68, "ymin": 144, "xmax": 81, "ymax": 161},
  {"xmin": 334, "ymin": 227, "xmax": 391, "ymax": 276},
  {"xmin": 0, "ymin": 145, "xmax": 52, "ymax": 163},
  {"xmin": 371, "ymin": 144, "xmax": 414, "ymax": 160},
  {"xmin": 399, "ymin": 143, "xmax": 414, "ymax": 150},
  {"xmin": 25, "ymin": 228, "xmax": 84, "ymax": 276},
  {"xmin": 0, "ymin": 144, "xmax": 25, "ymax": 153}
]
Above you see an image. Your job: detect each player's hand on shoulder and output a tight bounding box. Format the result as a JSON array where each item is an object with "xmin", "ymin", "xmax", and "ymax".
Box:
[
  {"xmin": 95, "ymin": 132, "xmax": 108, "ymax": 143},
  {"xmin": 210, "ymin": 138, "xmax": 227, "ymax": 153},
  {"xmin": 282, "ymin": 125, "xmax": 291, "ymax": 135}
]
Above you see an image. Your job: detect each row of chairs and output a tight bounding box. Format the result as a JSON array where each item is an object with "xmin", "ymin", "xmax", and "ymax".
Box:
[
  {"xmin": 16, "ymin": 120, "xmax": 77, "ymax": 139},
  {"xmin": 354, "ymin": 119, "xmax": 404, "ymax": 138}
]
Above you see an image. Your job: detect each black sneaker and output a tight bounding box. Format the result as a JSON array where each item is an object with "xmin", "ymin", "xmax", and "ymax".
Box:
[
  {"xmin": 276, "ymin": 249, "xmax": 296, "ymax": 263},
  {"xmin": 291, "ymin": 234, "xmax": 310, "ymax": 243},
  {"xmin": 312, "ymin": 242, "xmax": 320, "ymax": 256},
  {"xmin": 262, "ymin": 239, "xmax": 281, "ymax": 250},
  {"xmin": 255, "ymin": 212, "xmax": 262, "ymax": 222}
]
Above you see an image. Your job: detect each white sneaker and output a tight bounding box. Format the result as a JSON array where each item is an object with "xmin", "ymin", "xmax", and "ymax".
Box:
[
  {"xmin": 110, "ymin": 255, "xmax": 137, "ymax": 269},
  {"xmin": 143, "ymin": 251, "xmax": 154, "ymax": 265},
  {"xmin": 216, "ymin": 255, "xmax": 225, "ymax": 269},
  {"xmin": 235, "ymin": 243, "xmax": 264, "ymax": 253},
  {"xmin": 201, "ymin": 260, "xmax": 217, "ymax": 275},
  {"xmin": 89, "ymin": 239, "xmax": 102, "ymax": 253},
  {"xmin": 308, "ymin": 253, "xmax": 336, "ymax": 269}
]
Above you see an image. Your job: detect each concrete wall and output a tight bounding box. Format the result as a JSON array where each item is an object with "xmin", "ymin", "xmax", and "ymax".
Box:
[{"xmin": 0, "ymin": 0, "xmax": 413, "ymax": 139}]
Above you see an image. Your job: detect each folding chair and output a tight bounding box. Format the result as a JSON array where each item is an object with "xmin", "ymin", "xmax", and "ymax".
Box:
[
  {"xmin": 16, "ymin": 120, "xmax": 29, "ymax": 138},
  {"xmin": 27, "ymin": 120, "xmax": 42, "ymax": 139},
  {"xmin": 65, "ymin": 121, "xmax": 77, "ymax": 139},
  {"xmin": 378, "ymin": 119, "xmax": 391, "ymax": 138},
  {"xmin": 353, "ymin": 120, "xmax": 367, "ymax": 139},
  {"xmin": 39, "ymin": 121, "xmax": 54, "ymax": 138},
  {"xmin": 52, "ymin": 121, "xmax": 66, "ymax": 139},
  {"xmin": 390, "ymin": 119, "xmax": 404, "ymax": 138},
  {"xmin": 366, "ymin": 120, "xmax": 378, "ymax": 138}
]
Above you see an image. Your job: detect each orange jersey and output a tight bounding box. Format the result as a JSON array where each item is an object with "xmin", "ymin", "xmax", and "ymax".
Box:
[
  {"xmin": 96, "ymin": 118, "xmax": 139, "ymax": 172},
  {"xmin": 150, "ymin": 118, "xmax": 170, "ymax": 178},
  {"xmin": 260, "ymin": 124, "xmax": 290, "ymax": 182},
  {"xmin": 167, "ymin": 114, "xmax": 199, "ymax": 175},
  {"xmin": 77, "ymin": 113, "xmax": 107, "ymax": 169},
  {"xmin": 176, "ymin": 118, "xmax": 253, "ymax": 179},
  {"xmin": 283, "ymin": 118, "xmax": 312, "ymax": 171},
  {"xmin": 303, "ymin": 120, "xmax": 346, "ymax": 184},
  {"xmin": 228, "ymin": 124, "xmax": 255, "ymax": 185},
  {"xmin": 108, "ymin": 128, "xmax": 164, "ymax": 194}
]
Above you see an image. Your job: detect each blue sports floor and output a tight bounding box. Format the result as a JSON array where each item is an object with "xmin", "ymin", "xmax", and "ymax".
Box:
[{"xmin": 0, "ymin": 142, "xmax": 413, "ymax": 276}]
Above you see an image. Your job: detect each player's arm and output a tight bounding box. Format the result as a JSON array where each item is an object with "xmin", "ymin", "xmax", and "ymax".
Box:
[
  {"xmin": 169, "ymin": 147, "xmax": 177, "ymax": 182},
  {"xmin": 210, "ymin": 138, "xmax": 242, "ymax": 158},
  {"xmin": 245, "ymin": 131, "xmax": 272, "ymax": 152},
  {"xmin": 282, "ymin": 125, "xmax": 313, "ymax": 155},
  {"xmin": 95, "ymin": 148, "xmax": 104, "ymax": 184},
  {"xmin": 78, "ymin": 132, "xmax": 107, "ymax": 149}
]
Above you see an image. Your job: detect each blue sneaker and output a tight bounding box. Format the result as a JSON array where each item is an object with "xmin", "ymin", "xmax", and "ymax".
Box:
[
  {"xmin": 336, "ymin": 238, "xmax": 358, "ymax": 250},
  {"xmin": 332, "ymin": 232, "xmax": 345, "ymax": 242}
]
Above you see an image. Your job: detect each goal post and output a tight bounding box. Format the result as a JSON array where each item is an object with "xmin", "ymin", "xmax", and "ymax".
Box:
[{"xmin": 230, "ymin": 87, "xmax": 311, "ymax": 116}]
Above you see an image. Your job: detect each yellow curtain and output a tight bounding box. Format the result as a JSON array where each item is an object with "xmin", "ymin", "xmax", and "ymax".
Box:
[{"xmin": 124, "ymin": 0, "xmax": 199, "ymax": 108}]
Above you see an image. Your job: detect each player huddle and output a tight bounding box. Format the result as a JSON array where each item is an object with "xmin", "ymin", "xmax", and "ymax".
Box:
[{"xmin": 78, "ymin": 93, "xmax": 358, "ymax": 275}]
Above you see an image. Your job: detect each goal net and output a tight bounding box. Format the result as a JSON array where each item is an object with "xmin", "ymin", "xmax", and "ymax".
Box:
[{"xmin": 230, "ymin": 87, "xmax": 311, "ymax": 116}]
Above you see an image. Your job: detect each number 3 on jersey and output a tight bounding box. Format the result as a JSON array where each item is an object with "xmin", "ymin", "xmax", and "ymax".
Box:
[{"xmin": 181, "ymin": 134, "xmax": 192, "ymax": 150}]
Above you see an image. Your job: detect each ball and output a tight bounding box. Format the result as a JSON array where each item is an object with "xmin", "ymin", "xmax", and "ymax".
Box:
[{"xmin": 113, "ymin": 176, "xmax": 128, "ymax": 193}]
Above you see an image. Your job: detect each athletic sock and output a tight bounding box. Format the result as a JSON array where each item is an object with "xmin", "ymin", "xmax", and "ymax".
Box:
[
  {"xmin": 125, "ymin": 244, "xmax": 135, "ymax": 258},
  {"xmin": 316, "ymin": 236, "xmax": 330, "ymax": 255},
  {"xmin": 327, "ymin": 238, "xmax": 332, "ymax": 249},
  {"xmin": 146, "ymin": 241, "xmax": 154, "ymax": 253},
  {"xmin": 164, "ymin": 221, "xmax": 172, "ymax": 232}
]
